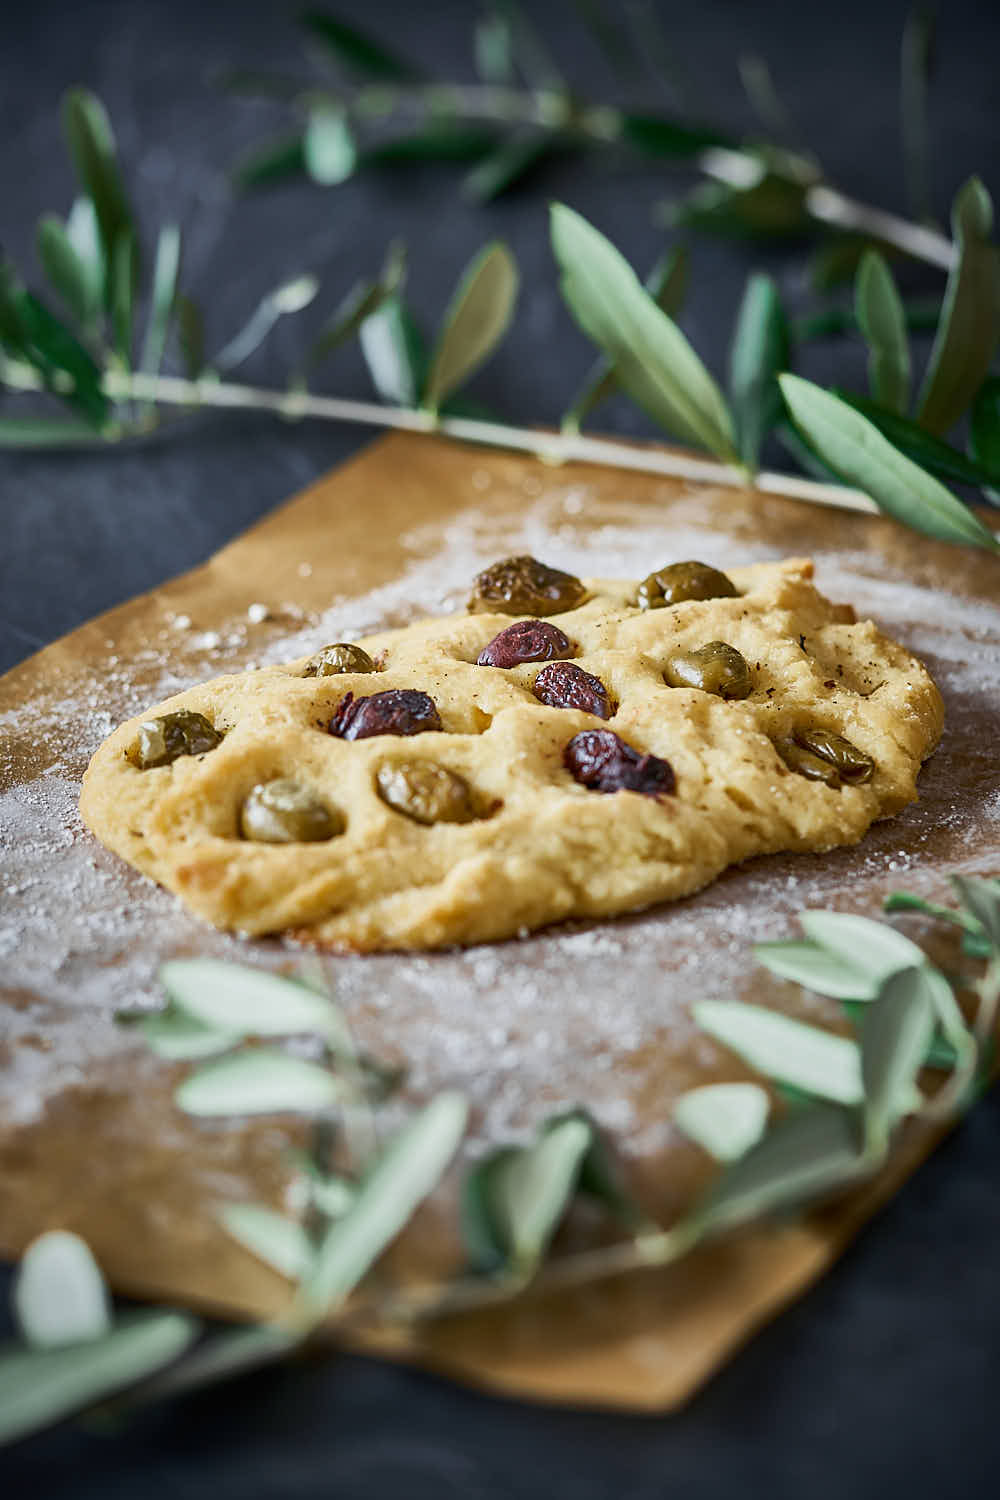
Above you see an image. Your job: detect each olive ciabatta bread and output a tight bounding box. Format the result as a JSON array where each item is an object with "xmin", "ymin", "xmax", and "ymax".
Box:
[{"xmin": 79, "ymin": 556, "xmax": 943, "ymax": 951}]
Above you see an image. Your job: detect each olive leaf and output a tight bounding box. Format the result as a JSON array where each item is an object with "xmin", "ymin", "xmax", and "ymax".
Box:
[
  {"xmin": 303, "ymin": 1090, "xmax": 467, "ymax": 1313},
  {"xmin": 754, "ymin": 939, "xmax": 884, "ymax": 1000},
  {"xmin": 303, "ymin": 241, "xmax": 406, "ymax": 373},
  {"xmin": 11, "ymin": 291, "xmax": 109, "ymax": 428},
  {"xmin": 364, "ymin": 125, "xmax": 498, "ymax": 166},
  {"xmin": 160, "ymin": 958, "xmax": 340, "ymax": 1041},
  {"xmin": 213, "ymin": 274, "xmax": 319, "ymax": 375},
  {"xmin": 797, "ymin": 910, "xmax": 927, "ymax": 978},
  {"xmin": 562, "ymin": 246, "xmax": 688, "ymax": 434},
  {"xmin": 794, "ymin": 295, "xmax": 941, "ymax": 342},
  {"xmin": 551, "ymin": 203, "xmax": 738, "ymax": 461},
  {"xmin": 699, "ymin": 1103, "xmax": 863, "ymax": 1233},
  {"xmin": 64, "ymin": 197, "xmax": 106, "ymax": 321},
  {"xmin": 950, "ymin": 875, "xmax": 1000, "ymax": 951},
  {"xmin": 460, "ymin": 1115, "xmax": 592, "ymax": 1276},
  {"xmin": 663, "ymin": 171, "xmax": 810, "ymax": 241},
  {"xmin": 692, "ymin": 1000, "xmax": 863, "ymax": 1105},
  {"xmin": 234, "ymin": 134, "xmax": 307, "ymax": 190},
  {"xmin": 551, "ymin": 1109, "xmax": 645, "ymax": 1226},
  {"xmin": 833, "ymin": 388, "xmax": 1000, "ymax": 493},
  {"xmin": 422, "ymin": 242, "xmax": 519, "ymax": 414},
  {"xmin": 139, "ymin": 225, "xmax": 181, "ymax": 378},
  {"xmin": 61, "ymin": 89, "xmax": 136, "ymax": 294},
  {"xmin": 359, "ymin": 292, "xmax": 427, "ymax": 405},
  {"xmin": 175, "ymin": 1050, "xmax": 342, "ymax": 1118},
  {"xmin": 14, "ymin": 1232, "xmax": 112, "ymax": 1349},
  {"xmin": 127, "ymin": 1006, "xmax": 237, "ymax": 1062},
  {"xmin": 917, "ymin": 177, "xmax": 1000, "ymax": 435},
  {"xmin": 884, "ymin": 888, "xmax": 985, "ymax": 937},
  {"xmin": 970, "ymin": 377, "xmax": 1000, "ymax": 504},
  {"xmin": 98, "ymin": 1324, "xmax": 298, "ymax": 1416},
  {"xmin": 110, "ymin": 231, "xmax": 135, "ymax": 366},
  {"xmin": 620, "ymin": 113, "xmax": 733, "ymax": 157},
  {"xmin": 474, "ymin": 10, "xmax": 515, "ymax": 84},
  {"xmin": 462, "ymin": 133, "xmax": 552, "ymax": 204},
  {"xmin": 218, "ymin": 1204, "xmax": 315, "ymax": 1280},
  {"xmin": 855, "ymin": 249, "xmax": 910, "ymax": 415},
  {"xmin": 778, "ymin": 374, "xmax": 1000, "ymax": 552},
  {"xmin": 860, "ymin": 966, "xmax": 935, "ymax": 1154},
  {"xmin": 0, "ymin": 1310, "xmax": 198, "ymax": 1446},
  {"xmin": 0, "ymin": 417, "xmax": 112, "ymax": 448},
  {"xmin": 673, "ymin": 1083, "xmax": 770, "ymax": 1162},
  {"xmin": 728, "ymin": 271, "xmax": 789, "ymax": 469},
  {"xmin": 303, "ymin": 107, "xmax": 357, "ymax": 186},
  {"xmin": 36, "ymin": 216, "xmax": 97, "ymax": 332},
  {"xmin": 299, "ymin": 9, "xmax": 416, "ymax": 80}
]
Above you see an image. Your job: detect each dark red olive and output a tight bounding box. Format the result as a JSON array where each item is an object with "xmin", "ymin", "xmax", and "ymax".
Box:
[
  {"xmin": 477, "ymin": 620, "xmax": 574, "ymax": 669},
  {"xmin": 534, "ymin": 662, "xmax": 612, "ymax": 719},
  {"xmin": 329, "ymin": 689, "xmax": 442, "ymax": 740},
  {"xmin": 564, "ymin": 730, "xmax": 675, "ymax": 797}
]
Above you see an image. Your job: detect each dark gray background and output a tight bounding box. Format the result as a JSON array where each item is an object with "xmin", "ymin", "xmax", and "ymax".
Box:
[{"xmin": 3, "ymin": 1, "xmax": 1000, "ymax": 1493}]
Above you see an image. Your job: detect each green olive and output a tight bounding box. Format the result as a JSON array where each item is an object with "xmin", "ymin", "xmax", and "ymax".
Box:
[
  {"xmin": 303, "ymin": 643, "xmax": 377, "ymax": 676},
  {"xmin": 239, "ymin": 778, "xmax": 344, "ymax": 843},
  {"xmin": 468, "ymin": 556, "xmax": 587, "ymax": 616},
  {"xmin": 637, "ymin": 561, "xmax": 739, "ymax": 611},
  {"xmin": 664, "ymin": 641, "xmax": 752, "ymax": 699},
  {"xmin": 776, "ymin": 728, "xmax": 875, "ymax": 787},
  {"xmin": 130, "ymin": 710, "xmax": 222, "ymax": 769},
  {"xmin": 376, "ymin": 760, "xmax": 475, "ymax": 825}
]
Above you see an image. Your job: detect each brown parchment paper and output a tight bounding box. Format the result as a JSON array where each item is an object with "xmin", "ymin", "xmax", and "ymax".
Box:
[{"xmin": 1, "ymin": 432, "xmax": 999, "ymax": 1412}]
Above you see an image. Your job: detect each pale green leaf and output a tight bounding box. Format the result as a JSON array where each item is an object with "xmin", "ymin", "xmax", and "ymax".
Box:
[
  {"xmin": 673, "ymin": 1083, "xmax": 770, "ymax": 1161},
  {"xmin": 551, "ymin": 203, "xmax": 737, "ymax": 460},
  {"xmin": 0, "ymin": 418, "xmax": 110, "ymax": 448},
  {"xmin": 65, "ymin": 196, "xmax": 105, "ymax": 320},
  {"xmin": 693, "ymin": 1000, "xmax": 862, "ymax": 1104},
  {"xmin": 0, "ymin": 1310, "xmax": 197, "ymax": 1446},
  {"xmin": 860, "ymin": 966, "xmax": 935, "ymax": 1153},
  {"xmin": 797, "ymin": 910, "xmax": 927, "ymax": 978},
  {"xmin": 218, "ymin": 1204, "xmax": 314, "ymax": 1280},
  {"xmin": 14, "ymin": 1232, "xmax": 111, "ymax": 1349},
  {"xmin": 486, "ymin": 1116, "xmax": 592, "ymax": 1273},
  {"xmin": 131, "ymin": 1006, "xmax": 236, "ymax": 1062},
  {"xmin": 778, "ymin": 374, "xmax": 999, "ymax": 552},
  {"xmin": 213, "ymin": 274, "xmax": 319, "ymax": 374},
  {"xmin": 359, "ymin": 293, "xmax": 426, "ymax": 405},
  {"xmin": 728, "ymin": 271, "xmax": 789, "ymax": 469},
  {"xmin": 917, "ymin": 178, "xmax": 1000, "ymax": 435},
  {"xmin": 700, "ymin": 1103, "xmax": 862, "ymax": 1232},
  {"xmin": 970, "ymin": 376, "xmax": 1000, "ymax": 503},
  {"xmin": 36, "ymin": 216, "xmax": 94, "ymax": 330},
  {"xmin": 754, "ymin": 939, "xmax": 881, "ymax": 1000},
  {"xmin": 140, "ymin": 224, "xmax": 181, "ymax": 377},
  {"xmin": 423, "ymin": 242, "xmax": 518, "ymax": 413},
  {"xmin": 61, "ymin": 89, "xmax": 136, "ymax": 293},
  {"xmin": 299, "ymin": 9, "xmax": 415, "ymax": 80},
  {"xmin": 304, "ymin": 107, "xmax": 357, "ymax": 186},
  {"xmin": 110, "ymin": 230, "xmax": 134, "ymax": 367},
  {"xmin": 856, "ymin": 250, "xmax": 911, "ymax": 414},
  {"xmin": 175, "ymin": 1049, "xmax": 341, "ymax": 1117},
  {"xmin": 950, "ymin": 875, "xmax": 1000, "ymax": 950},
  {"xmin": 304, "ymin": 1091, "xmax": 467, "ymax": 1312},
  {"xmin": 101, "ymin": 1324, "xmax": 298, "ymax": 1414},
  {"xmin": 160, "ymin": 959, "xmax": 339, "ymax": 1040}
]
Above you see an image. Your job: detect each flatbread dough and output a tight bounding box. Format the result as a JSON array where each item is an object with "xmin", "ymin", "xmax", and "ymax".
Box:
[{"xmin": 79, "ymin": 558, "xmax": 943, "ymax": 951}]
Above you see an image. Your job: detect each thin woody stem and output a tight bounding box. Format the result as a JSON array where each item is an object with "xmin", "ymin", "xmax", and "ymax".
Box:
[{"xmin": 0, "ymin": 356, "xmax": 880, "ymax": 517}]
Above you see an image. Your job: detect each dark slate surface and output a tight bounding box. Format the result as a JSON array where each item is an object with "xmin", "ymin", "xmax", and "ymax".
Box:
[{"xmin": 2, "ymin": 0, "xmax": 1000, "ymax": 1492}]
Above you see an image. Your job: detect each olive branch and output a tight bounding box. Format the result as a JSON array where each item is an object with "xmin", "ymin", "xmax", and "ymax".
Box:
[
  {"xmin": 2, "ymin": 876, "xmax": 998, "ymax": 1445},
  {"xmin": 2, "ymin": 86, "xmax": 998, "ymax": 555}
]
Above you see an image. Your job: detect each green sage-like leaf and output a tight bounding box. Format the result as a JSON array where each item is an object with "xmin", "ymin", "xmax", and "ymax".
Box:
[
  {"xmin": 950, "ymin": 875, "xmax": 1000, "ymax": 951},
  {"xmin": 160, "ymin": 958, "xmax": 340, "ymax": 1040},
  {"xmin": 562, "ymin": 246, "xmax": 688, "ymax": 433},
  {"xmin": 833, "ymin": 388, "xmax": 1000, "ymax": 492},
  {"xmin": 860, "ymin": 966, "xmax": 935, "ymax": 1153},
  {"xmin": 693, "ymin": 1000, "xmax": 862, "ymax": 1105},
  {"xmin": 234, "ymin": 134, "xmax": 306, "ymax": 189},
  {"xmin": 175, "ymin": 1049, "xmax": 341, "ymax": 1118},
  {"xmin": 110, "ymin": 231, "xmax": 135, "ymax": 367},
  {"xmin": 36, "ymin": 216, "xmax": 95, "ymax": 331},
  {"xmin": 551, "ymin": 203, "xmax": 737, "ymax": 460},
  {"xmin": 699, "ymin": 1103, "xmax": 862, "ymax": 1233},
  {"xmin": 0, "ymin": 1310, "xmax": 197, "ymax": 1446},
  {"xmin": 304, "ymin": 107, "xmax": 357, "ymax": 185},
  {"xmin": 970, "ymin": 377, "xmax": 1000, "ymax": 503},
  {"xmin": 423, "ymin": 242, "xmax": 518, "ymax": 414},
  {"xmin": 778, "ymin": 373, "xmax": 999, "ymax": 552},
  {"xmin": 0, "ymin": 418, "xmax": 111, "ymax": 448},
  {"xmin": 213, "ymin": 274, "xmax": 319, "ymax": 374},
  {"xmin": 65, "ymin": 197, "xmax": 106, "ymax": 321},
  {"xmin": 461, "ymin": 1115, "xmax": 592, "ymax": 1277},
  {"xmin": 673, "ymin": 1082, "xmax": 770, "ymax": 1162},
  {"xmin": 797, "ymin": 910, "xmax": 927, "ymax": 978},
  {"xmin": 776, "ymin": 422, "xmax": 845, "ymax": 485},
  {"xmin": 61, "ymin": 89, "xmax": 135, "ymax": 294},
  {"xmin": 126, "ymin": 1005, "xmax": 237, "ymax": 1062},
  {"xmin": 14, "ymin": 1232, "xmax": 112, "ymax": 1349},
  {"xmin": 917, "ymin": 177, "xmax": 1000, "ymax": 435},
  {"xmin": 474, "ymin": 11, "xmax": 515, "ymax": 84},
  {"xmin": 219, "ymin": 1204, "xmax": 314, "ymax": 1280},
  {"xmin": 299, "ymin": 9, "xmax": 416, "ymax": 79},
  {"xmin": 100, "ymin": 1324, "xmax": 297, "ymax": 1415},
  {"xmin": 359, "ymin": 292, "xmax": 426, "ymax": 405},
  {"xmin": 728, "ymin": 271, "xmax": 789, "ymax": 469},
  {"xmin": 664, "ymin": 172, "xmax": 810, "ymax": 241},
  {"xmin": 856, "ymin": 250, "xmax": 911, "ymax": 414},
  {"xmin": 884, "ymin": 888, "xmax": 984, "ymax": 936},
  {"xmin": 545, "ymin": 1109, "xmax": 644, "ymax": 1226},
  {"xmin": 754, "ymin": 939, "xmax": 882, "ymax": 1000},
  {"xmin": 14, "ymin": 292, "xmax": 109, "ymax": 428},
  {"xmin": 304, "ymin": 1090, "xmax": 467, "ymax": 1313},
  {"xmin": 140, "ymin": 225, "xmax": 181, "ymax": 378},
  {"xmin": 303, "ymin": 241, "xmax": 406, "ymax": 373},
  {"xmin": 462, "ymin": 133, "xmax": 551, "ymax": 203}
]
